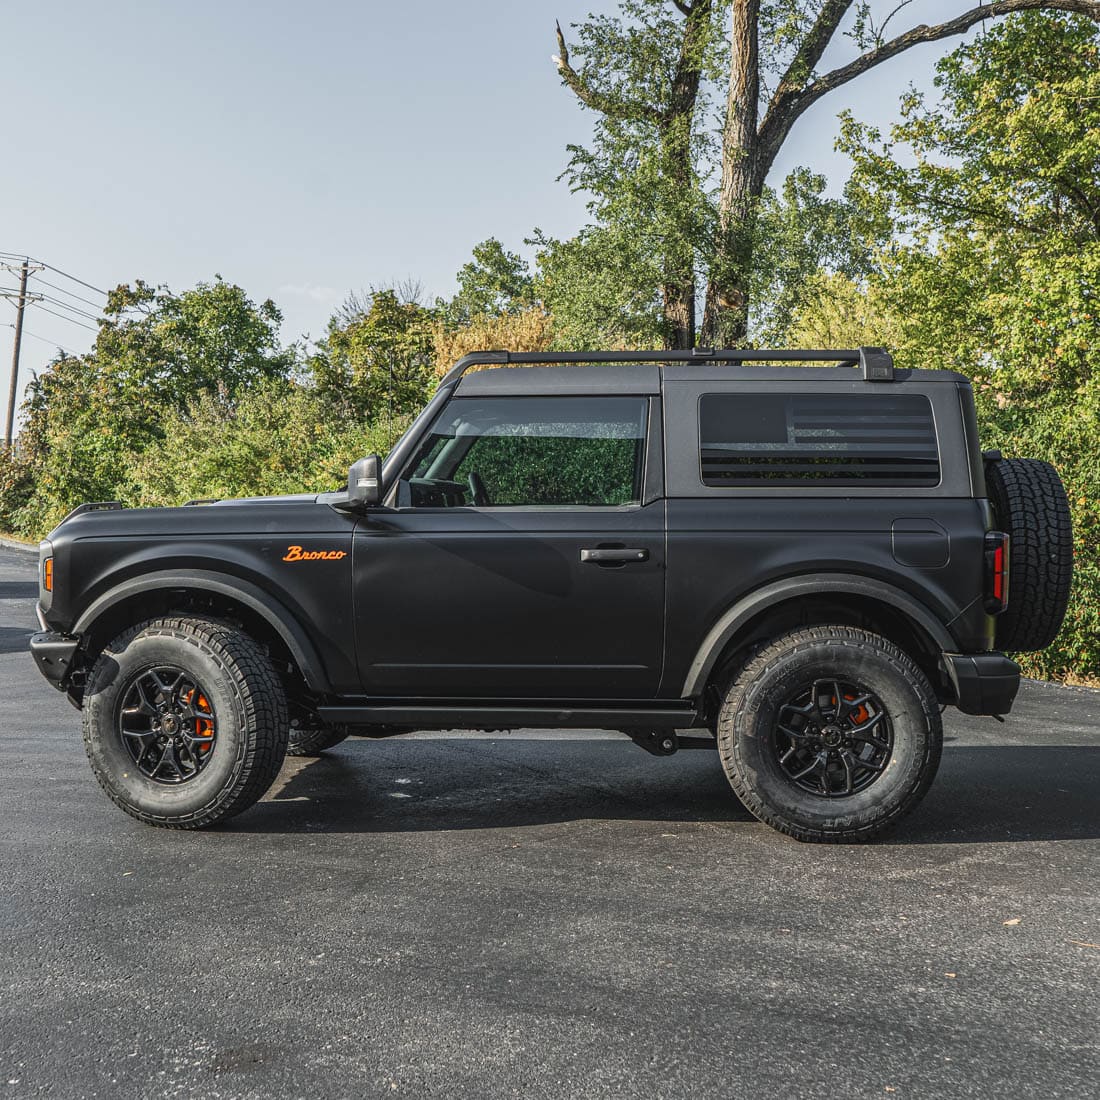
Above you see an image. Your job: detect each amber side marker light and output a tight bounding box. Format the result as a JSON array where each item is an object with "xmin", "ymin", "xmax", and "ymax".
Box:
[{"xmin": 43, "ymin": 557, "xmax": 53, "ymax": 592}]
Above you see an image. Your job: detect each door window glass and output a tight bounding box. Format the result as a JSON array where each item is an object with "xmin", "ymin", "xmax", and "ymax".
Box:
[{"xmin": 404, "ymin": 396, "xmax": 648, "ymax": 507}]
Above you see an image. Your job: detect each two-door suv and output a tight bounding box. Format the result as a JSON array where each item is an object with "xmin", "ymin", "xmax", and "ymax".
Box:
[{"xmin": 29, "ymin": 348, "xmax": 1074, "ymax": 841}]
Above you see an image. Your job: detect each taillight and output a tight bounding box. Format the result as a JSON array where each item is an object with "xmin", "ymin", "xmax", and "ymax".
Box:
[
  {"xmin": 43, "ymin": 557, "xmax": 53, "ymax": 592},
  {"xmin": 983, "ymin": 532, "xmax": 1009, "ymax": 614}
]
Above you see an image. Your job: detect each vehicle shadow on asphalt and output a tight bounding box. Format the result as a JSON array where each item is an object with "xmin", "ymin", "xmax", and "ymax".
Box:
[
  {"xmin": 231, "ymin": 739, "xmax": 1100, "ymax": 844},
  {"xmin": 240, "ymin": 738, "xmax": 752, "ymax": 834},
  {"xmin": 0, "ymin": 625, "xmax": 36, "ymax": 654}
]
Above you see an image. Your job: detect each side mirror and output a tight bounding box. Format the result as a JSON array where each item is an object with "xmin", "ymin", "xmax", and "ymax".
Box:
[{"xmin": 347, "ymin": 454, "xmax": 382, "ymax": 509}]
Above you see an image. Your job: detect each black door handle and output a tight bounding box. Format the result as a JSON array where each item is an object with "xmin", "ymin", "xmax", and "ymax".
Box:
[{"xmin": 580, "ymin": 548, "xmax": 649, "ymax": 563}]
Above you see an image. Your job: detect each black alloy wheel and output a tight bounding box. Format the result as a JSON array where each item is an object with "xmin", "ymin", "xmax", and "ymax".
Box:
[
  {"xmin": 773, "ymin": 679, "xmax": 893, "ymax": 798},
  {"xmin": 118, "ymin": 666, "xmax": 218, "ymax": 784}
]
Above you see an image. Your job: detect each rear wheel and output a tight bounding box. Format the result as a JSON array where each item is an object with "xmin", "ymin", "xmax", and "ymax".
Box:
[
  {"xmin": 82, "ymin": 617, "xmax": 288, "ymax": 829},
  {"xmin": 717, "ymin": 626, "xmax": 942, "ymax": 843}
]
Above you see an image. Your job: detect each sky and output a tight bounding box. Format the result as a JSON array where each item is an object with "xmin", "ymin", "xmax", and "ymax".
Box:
[{"xmin": 1, "ymin": 0, "xmax": 977, "ymax": 412}]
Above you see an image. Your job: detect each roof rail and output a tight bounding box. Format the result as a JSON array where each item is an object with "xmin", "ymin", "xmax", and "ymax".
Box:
[
  {"xmin": 61, "ymin": 501, "xmax": 123, "ymax": 523},
  {"xmin": 438, "ymin": 346, "xmax": 894, "ymax": 388}
]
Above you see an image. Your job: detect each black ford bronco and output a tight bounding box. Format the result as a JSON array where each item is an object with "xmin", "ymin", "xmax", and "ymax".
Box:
[{"xmin": 29, "ymin": 348, "xmax": 1074, "ymax": 841}]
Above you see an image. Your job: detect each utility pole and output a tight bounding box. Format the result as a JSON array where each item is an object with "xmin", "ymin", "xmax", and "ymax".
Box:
[{"xmin": 1, "ymin": 260, "xmax": 44, "ymax": 450}]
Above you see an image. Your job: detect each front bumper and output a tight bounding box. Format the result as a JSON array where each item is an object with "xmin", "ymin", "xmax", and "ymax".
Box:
[
  {"xmin": 942, "ymin": 652, "xmax": 1021, "ymax": 716},
  {"xmin": 29, "ymin": 631, "xmax": 80, "ymax": 691}
]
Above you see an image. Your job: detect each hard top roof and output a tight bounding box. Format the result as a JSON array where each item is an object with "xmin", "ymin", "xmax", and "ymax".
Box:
[{"xmin": 452, "ymin": 356, "xmax": 969, "ymax": 397}]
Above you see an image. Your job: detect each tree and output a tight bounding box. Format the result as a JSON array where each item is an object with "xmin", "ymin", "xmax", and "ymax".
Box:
[
  {"xmin": 554, "ymin": 1, "xmax": 723, "ymax": 348},
  {"xmin": 310, "ymin": 287, "xmax": 436, "ymax": 421},
  {"xmin": 438, "ymin": 239, "xmax": 535, "ymax": 325},
  {"xmin": 97, "ymin": 278, "xmax": 292, "ymax": 419},
  {"xmin": 530, "ymin": 223, "xmax": 666, "ymax": 349},
  {"xmin": 748, "ymin": 167, "xmax": 889, "ymax": 342},
  {"xmin": 3, "ymin": 277, "xmax": 294, "ymax": 534},
  {"xmin": 554, "ymin": 0, "xmax": 1100, "ymax": 347}
]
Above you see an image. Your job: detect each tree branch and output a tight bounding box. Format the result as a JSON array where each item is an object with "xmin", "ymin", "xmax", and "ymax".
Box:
[
  {"xmin": 553, "ymin": 20, "xmax": 662, "ymax": 123},
  {"xmin": 758, "ymin": 0, "xmax": 1100, "ymax": 177},
  {"xmin": 772, "ymin": 0, "xmax": 853, "ymax": 107},
  {"xmin": 668, "ymin": 0, "xmax": 714, "ymax": 126}
]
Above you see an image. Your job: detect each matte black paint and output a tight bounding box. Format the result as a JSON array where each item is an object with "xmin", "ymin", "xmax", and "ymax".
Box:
[{"xmin": 31, "ymin": 359, "xmax": 1015, "ymax": 718}]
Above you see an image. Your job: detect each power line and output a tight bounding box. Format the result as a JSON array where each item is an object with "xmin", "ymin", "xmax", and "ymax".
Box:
[
  {"xmin": 0, "ymin": 250, "xmax": 107, "ymax": 296},
  {"xmin": 29, "ymin": 274, "xmax": 105, "ymax": 311},
  {"xmin": 35, "ymin": 292, "xmax": 102, "ymax": 322},
  {"xmin": 39, "ymin": 260, "xmax": 108, "ymax": 297},
  {"xmin": 4, "ymin": 323, "xmax": 81, "ymax": 358},
  {"xmin": 1, "ymin": 254, "xmax": 103, "ymax": 440},
  {"xmin": 29, "ymin": 302, "xmax": 100, "ymax": 332}
]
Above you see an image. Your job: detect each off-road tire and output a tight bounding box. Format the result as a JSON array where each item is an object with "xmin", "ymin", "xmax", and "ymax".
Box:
[
  {"xmin": 82, "ymin": 617, "xmax": 288, "ymax": 829},
  {"xmin": 717, "ymin": 626, "xmax": 942, "ymax": 843},
  {"xmin": 986, "ymin": 457, "xmax": 1073, "ymax": 652},
  {"xmin": 286, "ymin": 725, "xmax": 349, "ymax": 756}
]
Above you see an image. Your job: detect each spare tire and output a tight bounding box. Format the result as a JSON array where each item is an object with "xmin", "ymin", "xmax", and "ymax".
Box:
[{"xmin": 986, "ymin": 457, "xmax": 1073, "ymax": 651}]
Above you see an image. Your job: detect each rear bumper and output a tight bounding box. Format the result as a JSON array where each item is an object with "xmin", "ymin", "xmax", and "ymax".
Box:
[
  {"xmin": 942, "ymin": 652, "xmax": 1021, "ymax": 716},
  {"xmin": 29, "ymin": 631, "xmax": 80, "ymax": 691}
]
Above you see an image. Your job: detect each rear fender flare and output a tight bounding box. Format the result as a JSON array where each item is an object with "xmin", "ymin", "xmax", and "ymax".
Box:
[
  {"xmin": 681, "ymin": 573, "xmax": 956, "ymax": 698},
  {"xmin": 72, "ymin": 569, "xmax": 331, "ymax": 693}
]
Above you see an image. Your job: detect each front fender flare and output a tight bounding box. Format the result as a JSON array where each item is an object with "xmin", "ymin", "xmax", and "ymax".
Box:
[
  {"xmin": 681, "ymin": 573, "xmax": 957, "ymax": 698},
  {"xmin": 72, "ymin": 569, "xmax": 331, "ymax": 693}
]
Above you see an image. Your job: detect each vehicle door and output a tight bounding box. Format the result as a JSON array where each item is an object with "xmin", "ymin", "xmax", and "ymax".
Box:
[{"xmin": 353, "ymin": 392, "xmax": 666, "ymax": 699}]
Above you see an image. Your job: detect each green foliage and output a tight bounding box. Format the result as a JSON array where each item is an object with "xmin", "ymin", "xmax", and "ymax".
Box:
[
  {"xmin": 97, "ymin": 278, "xmax": 293, "ymax": 410},
  {"xmin": 750, "ymin": 169, "xmax": 891, "ymax": 344},
  {"xmin": 839, "ymin": 13, "xmax": 1100, "ymax": 249},
  {"xmin": 438, "ymin": 239, "xmax": 534, "ymax": 325},
  {"xmin": 4, "ymin": 278, "xmax": 294, "ymax": 535},
  {"xmin": 454, "ymin": 437, "xmax": 638, "ymax": 506},
  {"xmin": 126, "ymin": 382, "xmax": 404, "ymax": 507},
  {"xmin": 309, "ymin": 287, "xmax": 436, "ymax": 420},
  {"xmin": 531, "ymin": 225, "xmax": 664, "ymax": 350}
]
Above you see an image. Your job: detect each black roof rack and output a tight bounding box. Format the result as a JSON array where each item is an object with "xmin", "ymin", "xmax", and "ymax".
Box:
[
  {"xmin": 438, "ymin": 346, "xmax": 894, "ymax": 387},
  {"xmin": 61, "ymin": 501, "xmax": 123, "ymax": 523}
]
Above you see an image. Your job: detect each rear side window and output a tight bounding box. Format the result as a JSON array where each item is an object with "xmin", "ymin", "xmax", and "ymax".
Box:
[{"xmin": 699, "ymin": 393, "xmax": 940, "ymax": 487}]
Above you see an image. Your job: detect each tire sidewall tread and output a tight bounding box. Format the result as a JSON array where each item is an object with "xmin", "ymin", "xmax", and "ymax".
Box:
[
  {"xmin": 82, "ymin": 616, "xmax": 288, "ymax": 829},
  {"xmin": 717, "ymin": 625, "xmax": 942, "ymax": 843}
]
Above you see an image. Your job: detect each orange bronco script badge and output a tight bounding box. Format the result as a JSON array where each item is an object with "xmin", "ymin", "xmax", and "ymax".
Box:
[{"xmin": 282, "ymin": 546, "xmax": 347, "ymax": 562}]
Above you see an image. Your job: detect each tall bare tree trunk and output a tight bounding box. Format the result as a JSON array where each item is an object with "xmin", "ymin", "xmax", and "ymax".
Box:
[
  {"xmin": 702, "ymin": 0, "xmax": 763, "ymax": 347},
  {"xmin": 658, "ymin": 0, "xmax": 712, "ymax": 349},
  {"xmin": 555, "ymin": 3, "xmax": 712, "ymax": 350}
]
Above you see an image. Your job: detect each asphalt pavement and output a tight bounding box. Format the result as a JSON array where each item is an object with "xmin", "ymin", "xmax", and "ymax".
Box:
[{"xmin": 1, "ymin": 545, "xmax": 1097, "ymax": 1099}]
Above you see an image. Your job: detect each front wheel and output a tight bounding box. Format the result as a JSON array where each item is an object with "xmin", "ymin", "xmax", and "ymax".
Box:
[
  {"xmin": 82, "ymin": 617, "xmax": 289, "ymax": 829},
  {"xmin": 717, "ymin": 626, "xmax": 942, "ymax": 843}
]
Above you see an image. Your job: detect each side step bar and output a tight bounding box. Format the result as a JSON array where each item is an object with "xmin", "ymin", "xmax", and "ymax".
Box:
[{"xmin": 316, "ymin": 703, "xmax": 702, "ymax": 730}]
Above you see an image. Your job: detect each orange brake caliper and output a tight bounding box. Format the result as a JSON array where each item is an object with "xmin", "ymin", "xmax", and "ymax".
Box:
[
  {"xmin": 183, "ymin": 688, "xmax": 215, "ymax": 752},
  {"xmin": 843, "ymin": 692, "xmax": 870, "ymax": 725}
]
